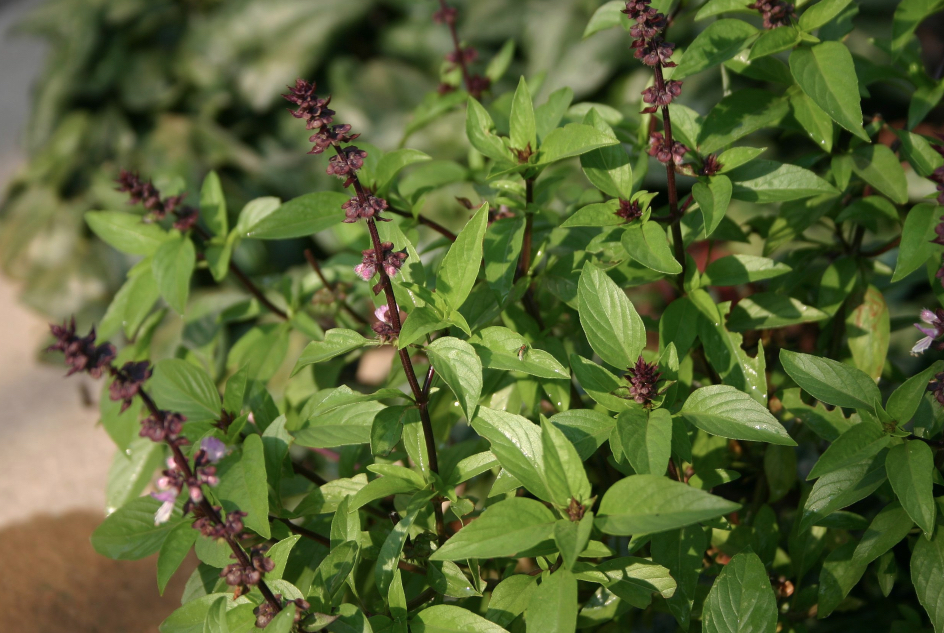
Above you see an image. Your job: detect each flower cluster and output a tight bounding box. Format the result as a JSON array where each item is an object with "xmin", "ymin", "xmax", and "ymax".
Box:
[
  {"xmin": 623, "ymin": 1, "xmax": 677, "ymax": 69},
  {"xmin": 342, "ymin": 194, "xmax": 389, "ymax": 223},
  {"xmin": 327, "ymin": 146, "xmax": 369, "ymax": 186},
  {"xmin": 372, "ymin": 305, "xmax": 402, "ymax": 343},
  {"xmin": 48, "ymin": 318, "xmax": 115, "ymax": 378},
  {"xmin": 222, "ymin": 545, "xmax": 275, "ymax": 594},
  {"xmin": 355, "ymin": 242, "xmax": 408, "ymax": 290},
  {"xmin": 115, "ymin": 170, "xmax": 199, "ymax": 231},
  {"xmin": 139, "ymin": 411, "xmax": 186, "ymax": 444},
  {"xmin": 649, "ymin": 131, "xmax": 689, "ymax": 166},
  {"xmin": 912, "ymin": 308, "xmax": 944, "ymax": 355},
  {"xmin": 109, "ymin": 361, "xmax": 151, "ymax": 412},
  {"xmin": 615, "ymin": 199, "xmax": 643, "ymax": 222},
  {"xmin": 625, "ymin": 356, "xmax": 663, "ymax": 406},
  {"xmin": 433, "ymin": 1, "xmax": 491, "ymax": 98},
  {"xmin": 641, "ymin": 80, "xmax": 682, "ymax": 114},
  {"xmin": 254, "ymin": 595, "xmax": 311, "ymax": 629},
  {"xmin": 701, "ymin": 154, "xmax": 724, "ymax": 177},
  {"xmin": 928, "ymin": 371, "xmax": 944, "ymax": 407},
  {"xmin": 151, "ymin": 437, "xmax": 226, "ymax": 524},
  {"xmin": 193, "ymin": 508, "xmax": 246, "ymax": 540},
  {"xmin": 748, "ymin": 0, "xmax": 796, "ymax": 30},
  {"xmin": 929, "ymin": 140, "xmax": 944, "ymax": 206}
]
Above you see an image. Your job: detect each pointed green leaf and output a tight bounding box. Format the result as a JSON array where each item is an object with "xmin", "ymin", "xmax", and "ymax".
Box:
[
  {"xmin": 681, "ymin": 385, "xmax": 796, "ymax": 446},
  {"xmin": 807, "ymin": 421, "xmax": 890, "ymax": 480},
  {"xmin": 780, "ymin": 349, "xmax": 881, "ymax": 411},
  {"xmin": 510, "ymin": 76, "xmax": 537, "ymax": 153},
  {"xmin": 412, "ymin": 605, "xmax": 510, "ymax": 633},
  {"xmin": 789, "ymin": 42, "xmax": 868, "ymax": 141},
  {"xmin": 674, "ymin": 19, "xmax": 759, "ymax": 80},
  {"xmin": 86, "ymin": 210, "xmax": 171, "ymax": 256},
  {"xmin": 438, "ymin": 202, "xmax": 489, "ymax": 309},
  {"xmin": 703, "ymin": 551, "xmax": 777, "ymax": 633},
  {"xmin": 153, "ymin": 235, "xmax": 195, "ymax": 315},
  {"xmin": 621, "ymin": 221, "xmax": 683, "ymax": 275},
  {"xmin": 427, "ymin": 337, "xmax": 483, "ymax": 420},
  {"xmin": 150, "ymin": 359, "xmax": 221, "ymax": 421},
  {"xmin": 616, "ymin": 408, "xmax": 673, "ymax": 475},
  {"xmin": 430, "ymin": 498, "xmax": 556, "ymax": 561},
  {"xmin": 692, "ymin": 176, "xmax": 733, "ymax": 238},
  {"xmin": 886, "ymin": 441, "xmax": 936, "ymax": 536},
  {"xmin": 577, "ymin": 262, "xmax": 646, "ymax": 369},
  {"xmin": 245, "ymin": 192, "xmax": 347, "ymax": 239},
  {"xmin": 526, "ymin": 569, "xmax": 578, "ymax": 633}
]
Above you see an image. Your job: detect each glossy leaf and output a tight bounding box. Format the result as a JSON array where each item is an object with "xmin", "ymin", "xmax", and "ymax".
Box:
[
  {"xmin": 703, "ymin": 551, "xmax": 777, "ymax": 633},
  {"xmin": 430, "ymin": 498, "xmax": 556, "ymax": 560},
  {"xmin": 780, "ymin": 349, "xmax": 881, "ymax": 412},
  {"xmin": 681, "ymin": 385, "xmax": 796, "ymax": 446},
  {"xmin": 577, "ymin": 262, "xmax": 646, "ymax": 369},
  {"xmin": 789, "ymin": 42, "xmax": 868, "ymax": 140},
  {"xmin": 886, "ymin": 441, "xmax": 936, "ymax": 536},
  {"xmin": 427, "ymin": 337, "xmax": 483, "ymax": 420},
  {"xmin": 674, "ymin": 19, "xmax": 759, "ymax": 80}
]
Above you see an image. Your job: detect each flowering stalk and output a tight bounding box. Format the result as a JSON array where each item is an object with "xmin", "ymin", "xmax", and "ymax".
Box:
[
  {"xmin": 116, "ymin": 171, "xmax": 290, "ymax": 321},
  {"xmin": 48, "ymin": 319, "xmax": 286, "ymax": 621},
  {"xmin": 434, "ymin": 0, "xmax": 491, "ymax": 99},
  {"xmin": 624, "ymin": 0, "xmax": 689, "ymax": 285},
  {"xmin": 285, "ymin": 79, "xmax": 447, "ymax": 545}
]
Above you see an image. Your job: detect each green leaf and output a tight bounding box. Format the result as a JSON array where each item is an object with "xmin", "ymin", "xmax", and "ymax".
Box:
[
  {"xmin": 818, "ymin": 541, "xmax": 867, "ymax": 618},
  {"xmin": 852, "ymin": 501, "xmax": 914, "ymax": 567},
  {"xmin": 682, "ymin": 385, "xmax": 795, "ymax": 446},
  {"xmin": 800, "ymin": 0, "xmax": 854, "ymax": 30},
  {"xmin": 780, "ymin": 349, "xmax": 881, "ymax": 411},
  {"xmin": 887, "ymin": 441, "xmax": 936, "ymax": 535},
  {"xmin": 692, "ymin": 175, "xmax": 733, "ymax": 238},
  {"xmin": 674, "ymin": 20, "xmax": 759, "ymax": 80},
  {"xmin": 99, "ymin": 260, "xmax": 160, "ymax": 341},
  {"xmin": 562, "ymin": 200, "xmax": 625, "ymax": 228},
  {"xmin": 912, "ymin": 525, "xmax": 944, "ymax": 632},
  {"xmin": 486, "ymin": 39, "xmax": 517, "ymax": 83},
  {"xmin": 750, "ymin": 24, "xmax": 801, "ymax": 60},
  {"xmin": 726, "ymin": 293, "xmax": 828, "ymax": 331},
  {"xmin": 375, "ymin": 493, "xmax": 434, "ymax": 595},
  {"xmin": 892, "ymin": 0, "xmax": 944, "ymax": 58},
  {"xmin": 471, "ymin": 407, "xmax": 551, "ymax": 502},
  {"xmin": 262, "ymin": 605, "xmax": 295, "ymax": 633},
  {"xmin": 291, "ymin": 329, "xmax": 374, "ymax": 376},
  {"xmin": 427, "ymin": 337, "xmax": 482, "ymax": 420},
  {"xmin": 789, "ymin": 42, "xmax": 868, "ymax": 141},
  {"xmin": 799, "ymin": 451, "xmax": 888, "ymax": 532},
  {"xmin": 430, "ymin": 498, "xmax": 556, "ymax": 561},
  {"xmin": 573, "ymin": 557, "xmax": 676, "ymax": 608},
  {"xmin": 484, "ymin": 216, "xmax": 525, "ymax": 300},
  {"xmin": 789, "ymin": 86, "xmax": 835, "ymax": 152},
  {"xmin": 438, "ymin": 202, "xmax": 489, "ymax": 310},
  {"xmin": 845, "ymin": 286, "xmax": 890, "ymax": 381},
  {"xmin": 541, "ymin": 417, "xmax": 592, "ymax": 507},
  {"xmin": 200, "ymin": 171, "xmax": 227, "ymax": 237},
  {"xmin": 702, "ymin": 551, "xmax": 777, "ymax": 633},
  {"xmin": 158, "ymin": 522, "xmax": 198, "ymax": 595},
  {"xmin": 691, "ymin": 290, "xmax": 767, "ymax": 404},
  {"xmin": 621, "ymin": 221, "xmax": 683, "ymax": 275},
  {"xmin": 616, "ymin": 408, "xmax": 672, "ymax": 475},
  {"xmin": 851, "ymin": 144, "xmax": 909, "ymax": 204},
  {"xmin": 580, "ymin": 111, "xmax": 632, "ymax": 199},
  {"xmin": 150, "ymin": 359, "xmax": 221, "ymax": 421},
  {"xmin": 467, "ymin": 98, "xmax": 514, "ymax": 163},
  {"xmin": 893, "ymin": 203, "xmax": 940, "ymax": 282},
  {"xmin": 526, "ymin": 569, "xmax": 578, "ymax": 633},
  {"xmin": 204, "ymin": 596, "xmax": 230, "ymax": 633},
  {"xmin": 596, "ymin": 475, "xmax": 741, "ymax": 535},
  {"xmin": 570, "ymin": 354, "xmax": 632, "ymax": 412},
  {"xmin": 428, "ymin": 560, "xmax": 482, "ymax": 599},
  {"xmin": 728, "ymin": 160, "xmax": 838, "ymax": 202},
  {"xmin": 292, "ymin": 401, "xmax": 384, "ymax": 448},
  {"xmin": 160, "ymin": 594, "xmax": 250, "ymax": 633},
  {"xmin": 893, "ymin": 129, "xmax": 944, "ymax": 177},
  {"xmin": 696, "ymin": 0, "xmax": 756, "ymax": 20},
  {"xmin": 702, "ymin": 254, "xmax": 791, "ymax": 286},
  {"xmin": 549, "ymin": 410, "xmax": 617, "ymax": 461},
  {"xmin": 153, "ymin": 235, "xmax": 195, "ymax": 315},
  {"xmin": 244, "ymin": 192, "xmax": 347, "ymax": 239},
  {"xmin": 910, "ymin": 80, "xmax": 944, "ymax": 131},
  {"xmin": 216, "ymin": 434, "xmax": 270, "ymax": 538},
  {"xmin": 309, "ymin": 540, "xmax": 358, "ymax": 613},
  {"xmin": 412, "ymin": 605, "xmax": 510, "ymax": 633},
  {"xmin": 86, "ymin": 210, "xmax": 171, "ymax": 256},
  {"xmin": 470, "ymin": 327, "xmax": 569, "ymax": 380},
  {"xmin": 698, "ymin": 90, "xmax": 789, "ymax": 154},
  {"xmin": 106, "ymin": 437, "xmax": 164, "ymax": 513},
  {"xmin": 554, "ymin": 513, "xmax": 595, "ymax": 570},
  {"xmin": 374, "ymin": 149, "xmax": 432, "ymax": 193},
  {"xmin": 651, "ymin": 527, "xmax": 706, "ymax": 629},
  {"xmin": 92, "ymin": 496, "xmax": 180, "ymax": 560},
  {"xmin": 577, "ymin": 262, "xmax": 646, "ymax": 369},
  {"xmin": 510, "ymin": 76, "xmax": 537, "ymax": 153},
  {"xmin": 485, "ymin": 575, "xmax": 537, "ymax": 627},
  {"xmin": 583, "ymin": 1, "xmax": 630, "ymax": 38},
  {"xmin": 536, "ymin": 124, "xmax": 620, "ymax": 165},
  {"xmin": 807, "ymin": 421, "xmax": 890, "ymax": 480},
  {"xmin": 887, "ymin": 361, "xmax": 944, "ymax": 424}
]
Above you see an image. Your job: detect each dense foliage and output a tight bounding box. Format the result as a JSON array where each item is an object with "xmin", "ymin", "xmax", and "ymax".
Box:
[{"xmin": 28, "ymin": 0, "xmax": 944, "ymax": 631}]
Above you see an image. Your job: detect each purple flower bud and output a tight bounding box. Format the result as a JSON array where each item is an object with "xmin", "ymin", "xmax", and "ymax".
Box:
[
  {"xmin": 433, "ymin": 5, "xmax": 458, "ymax": 24},
  {"xmin": 648, "ymin": 131, "xmax": 689, "ymax": 165},
  {"xmin": 615, "ymin": 199, "xmax": 643, "ymax": 222},
  {"xmin": 341, "ymin": 195, "xmax": 389, "ymax": 223},
  {"xmin": 355, "ymin": 242, "xmax": 408, "ymax": 283},
  {"xmin": 326, "ymin": 146, "xmax": 369, "ymax": 185},
  {"xmin": 283, "ymin": 79, "xmax": 336, "ymax": 130},
  {"xmin": 200, "ymin": 437, "xmax": 227, "ymax": 463},
  {"xmin": 912, "ymin": 307, "xmax": 944, "ymax": 356},
  {"xmin": 151, "ymin": 489, "xmax": 178, "ymax": 525},
  {"xmin": 109, "ymin": 361, "xmax": 151, "ymax": 413},
  {"xmin": 748, "ymin": 0, "xmax": 796, "ymax": 29},
  {"xmin": 372, "ymin": 305, "xmax": 403, "ymax": 343},
  {"xmin": 48, "ymin": 318, "xmax": 116, "ymax": 379},
  {"xmin": 308, "ymin": 124, "xmax": 359, "ymax": 155},
  {"xmin": 625, "ymin": 356, "xmax": 663, "ymax": 406}
]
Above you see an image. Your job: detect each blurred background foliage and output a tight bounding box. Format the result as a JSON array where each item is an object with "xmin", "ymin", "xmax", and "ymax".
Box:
[{"xmin": 1, "ymin": 0, "xmax": 941, "ymax": 326}]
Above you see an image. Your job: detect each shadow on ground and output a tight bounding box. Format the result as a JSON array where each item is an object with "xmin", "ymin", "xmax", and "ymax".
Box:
[{"xmin": 0, "ymin": 511, "xmax": 195, "ymax": 632}]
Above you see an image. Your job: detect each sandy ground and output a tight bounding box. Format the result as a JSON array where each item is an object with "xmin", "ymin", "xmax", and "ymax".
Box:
[{"xmin": 0, "ymin": 1, "xmax": 189, "ymax": 629}]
